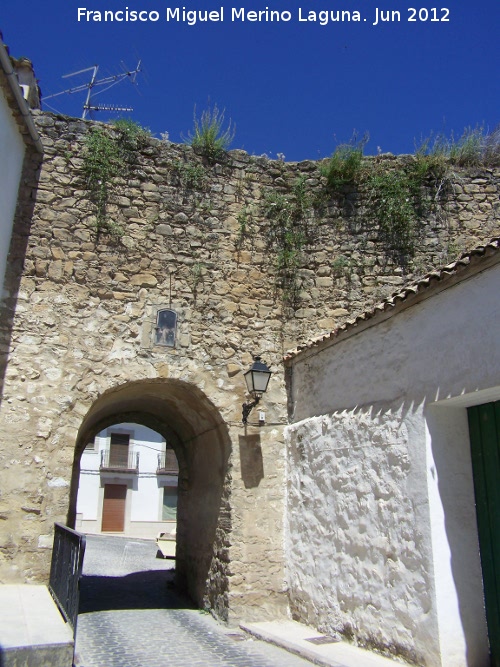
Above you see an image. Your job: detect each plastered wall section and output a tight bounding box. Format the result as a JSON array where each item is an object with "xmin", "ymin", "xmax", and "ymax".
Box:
[
  {"xmin": 285, "ymin": 261, "xmax": 500, "ymax": 666},
  {"xmin": 0, "ymin": 90, "xmax": 25, "ymax": 294}
]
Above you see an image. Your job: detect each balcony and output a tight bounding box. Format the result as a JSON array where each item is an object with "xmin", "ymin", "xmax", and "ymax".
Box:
[
  {"xmin": 157, "ymin": 450, "xmax": 179, "ymax": 475},
  {"xmin": 100, "ymin": 449, "xmax": 139, "ymax": 473}
]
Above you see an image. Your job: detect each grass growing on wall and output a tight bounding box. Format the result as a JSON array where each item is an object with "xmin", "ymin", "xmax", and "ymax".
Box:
[
  {"xmin": 321, "ymin": 133, "xmax": 368, "ymax": 191},
  {"xmin": 263, "ymin": 176, "xmax": 315, "ymax": 306},
  {"xmin": 317, "ymin": 125, "xmax": 500, "ymax": 266},
  {"xmin": 185, "ymin": 103, "xmax": 235, "ymax": 165},
  {"xmin": 422, "ymin": 125, "xmax": 500, "ymax": 167},
  {"xmin": 112, "ymin": 118, "xmax": 151, "ymax": 152},
  {"xmin": 172, "ymin": 161, "xmax": 208, "ymax": 191},
  {"xmin": 82, "ymin": 127, "xmax": 123, "ymax": 238},
  {"xmin": 319, "ymin": 132, "xmax": 478, "ymax": 265},
  {"xmin": 82, "ymin": 120, "xmax": 151, "ymax": 238},
  {"xmin": 365, "ymin": 154, "xmax": 447, "ymax": 264}
]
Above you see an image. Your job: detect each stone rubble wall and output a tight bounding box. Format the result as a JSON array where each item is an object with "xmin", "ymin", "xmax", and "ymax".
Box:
[{"xmin": 0, "ymin": 110, "xmax": 498, "ymax": 622}]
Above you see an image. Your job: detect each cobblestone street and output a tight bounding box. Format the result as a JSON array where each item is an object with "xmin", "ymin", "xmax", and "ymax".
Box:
[{"xmin": 75, "ymin": 535, "xmax": 314, "ymax": 667}]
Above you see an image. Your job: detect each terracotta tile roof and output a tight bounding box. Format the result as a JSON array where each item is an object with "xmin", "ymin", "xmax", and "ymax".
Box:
[{"xmin": 284, "ymin": 237, "xmax": 500, "ymax": 361}]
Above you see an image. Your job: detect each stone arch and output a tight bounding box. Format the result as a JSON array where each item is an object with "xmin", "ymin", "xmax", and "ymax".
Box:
[{"xmin": 68, "ymin": 378, "xmax": 232, "ymax": 617}]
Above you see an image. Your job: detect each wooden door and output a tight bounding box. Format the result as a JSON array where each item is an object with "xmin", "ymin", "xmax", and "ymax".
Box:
[
  {"xmin": 101, "ymin": 484, "xmax": 127, "ymax": 532},
  {"xmin": 468, "ymin": 401, "xmax": 500, "ymax": 665}
]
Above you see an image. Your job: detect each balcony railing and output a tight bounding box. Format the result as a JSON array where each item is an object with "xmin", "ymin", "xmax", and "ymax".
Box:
[
  {"xmin": 157, "ymin": 450, "xmax": 179, "ymax": 474},
  {"xmin": 100, "ymin": 449, "xmax": 139, "ymax": 472}
]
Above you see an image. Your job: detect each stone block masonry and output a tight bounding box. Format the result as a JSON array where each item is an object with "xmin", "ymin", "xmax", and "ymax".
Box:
[
  {"xmin": 0, "ymin": 585, "xmax": 74, "ymax": 667},
  {"xmin": 0, "ymin": 110, "xmax": 498, "ymax": 625}
]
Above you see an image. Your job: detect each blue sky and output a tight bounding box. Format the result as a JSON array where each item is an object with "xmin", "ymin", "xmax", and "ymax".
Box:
[{"xmin": 1, "ymin": 0, "xmax": 499, "ymax": 161}]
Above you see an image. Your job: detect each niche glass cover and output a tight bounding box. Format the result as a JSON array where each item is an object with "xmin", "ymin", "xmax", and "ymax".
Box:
[{"xmin": 155, "ymin": 309, "xmax": 177, "ymax": 347}]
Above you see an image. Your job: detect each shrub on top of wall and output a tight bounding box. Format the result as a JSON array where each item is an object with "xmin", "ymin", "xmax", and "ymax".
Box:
[{"xmin": 185, "ymin": 103, "xmax": 235, "ymax": 165}]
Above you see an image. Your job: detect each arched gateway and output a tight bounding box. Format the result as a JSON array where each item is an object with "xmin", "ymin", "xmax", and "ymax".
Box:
[
  {"xmin": 3, "ymin": 104, "xmax": 500, "ymax": 665},
  {"xmin": 69, "ymin": 379, "xmax": 231, "ymax": 615}
]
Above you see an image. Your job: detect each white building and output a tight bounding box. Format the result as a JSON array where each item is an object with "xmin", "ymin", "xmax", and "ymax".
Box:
[
  {"xmin": 0, "ymin": 37, "xmax": 42, "ymax": 295},
  {"xmin": 284, "ymin": 239, "xmax": 500, "ymax": 667},
  {"xmin": 76, "ymin": 423, "xmax": 178, "ymax": 539}
]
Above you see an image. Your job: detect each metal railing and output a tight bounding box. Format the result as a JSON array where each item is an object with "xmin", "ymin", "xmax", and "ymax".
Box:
[
  {"xmin": 49, "ymin": 523, "xmax": 86, "ymax": 636},
  {"xmin": 100, "ymin": 449, "xmax": 139, "ymax": 471},
  {"xmin": 157, "ymin": 450, "xmax": 179, "ymax": 474}
]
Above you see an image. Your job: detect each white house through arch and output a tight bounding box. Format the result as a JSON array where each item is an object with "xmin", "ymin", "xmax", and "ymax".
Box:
[{"xmin": 76, "ymin": 422, "xmax": 179, "ymax": 539}]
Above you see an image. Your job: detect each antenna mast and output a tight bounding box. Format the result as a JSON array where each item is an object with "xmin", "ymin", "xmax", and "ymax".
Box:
[{"xmin": 44, "ymin": 61, "xmax": 142, "ymax": 119}]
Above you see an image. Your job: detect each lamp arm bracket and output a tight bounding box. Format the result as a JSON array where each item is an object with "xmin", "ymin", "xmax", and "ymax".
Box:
[{"xmin": 242, "ymin": 395, "xmax": 261, "ymax": 424}]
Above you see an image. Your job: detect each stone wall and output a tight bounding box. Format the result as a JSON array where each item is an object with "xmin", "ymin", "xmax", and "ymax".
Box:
[{"xmin": 0, "ymin": 110, "xmax": 498, "ymax": 624}]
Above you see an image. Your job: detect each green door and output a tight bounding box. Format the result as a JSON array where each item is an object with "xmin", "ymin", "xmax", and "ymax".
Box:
[{"xmin": 468, "ymin": 401, "xmax": 500, "ymax": 665}]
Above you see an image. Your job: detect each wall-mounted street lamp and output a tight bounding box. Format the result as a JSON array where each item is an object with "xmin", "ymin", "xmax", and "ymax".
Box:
[{"xmin": 242, "ymin": 356, "xmax": 272, "ymax": 424}]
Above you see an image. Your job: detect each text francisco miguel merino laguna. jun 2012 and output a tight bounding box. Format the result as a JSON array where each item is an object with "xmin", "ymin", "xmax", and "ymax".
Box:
[{"xmin": 76, "ymin": 6, "xmax": 451, "ymax": 26}]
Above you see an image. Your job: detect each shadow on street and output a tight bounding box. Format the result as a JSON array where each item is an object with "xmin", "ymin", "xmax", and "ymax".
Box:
[{"xmin": 79, "ymin": 569, "xmax": 196, "ymax": 613}]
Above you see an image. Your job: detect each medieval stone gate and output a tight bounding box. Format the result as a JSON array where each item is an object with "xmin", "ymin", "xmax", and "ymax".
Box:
[
  {"xmin": 70, "ymin": 378, "xmax": 232, "ymax": 615},
  {"xmin": 0, "ymin": 109, "xmax": 499, "ymax": 623}
]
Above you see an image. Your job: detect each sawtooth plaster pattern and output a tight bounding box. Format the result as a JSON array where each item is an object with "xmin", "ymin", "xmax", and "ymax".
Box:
[{"xmin": 285, "ymin": 407, "xmax": 437, "ymax": 665}]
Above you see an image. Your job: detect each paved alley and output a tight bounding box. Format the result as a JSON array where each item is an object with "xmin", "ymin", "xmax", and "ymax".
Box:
[{"xmin": 75, "ymin": 535, "xmax": 314, "ymax": 667}]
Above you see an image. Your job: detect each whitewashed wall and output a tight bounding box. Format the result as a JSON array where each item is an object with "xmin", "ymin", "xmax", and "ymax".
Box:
[
  {"xmin": 0, "ymin": 90, "xmax": 25, "ymax": 294},
  {"xmin": 285, "ymin": 261, "xmax": 500, "ymax": 667},
  {"xmin": 77, "ymin": 423, "xmax": 178, "ymax": 538}
]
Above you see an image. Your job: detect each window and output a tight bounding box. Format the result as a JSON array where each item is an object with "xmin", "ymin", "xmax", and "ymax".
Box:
[
  {"xmin": 162, "ymin": 486, "xmax": 177, "ymax": 521},
  {"xmin": 154, "ymin": 309, "xmax": 177, "ymax": 347}
]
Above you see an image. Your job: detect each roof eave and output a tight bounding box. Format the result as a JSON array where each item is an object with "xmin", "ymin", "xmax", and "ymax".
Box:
[
  {"xmin": 284, "ymin": 238, "xmax": 500, "ymax": 364},
  {"xmin": 0, "ymin": 40, "xmax": 43, "ymax": 154}
]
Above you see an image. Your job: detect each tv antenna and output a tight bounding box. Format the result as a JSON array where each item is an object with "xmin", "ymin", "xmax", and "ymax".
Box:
[{"xmin": 44, "ymin": 61, "xmax": 142, "ymax": 119}]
